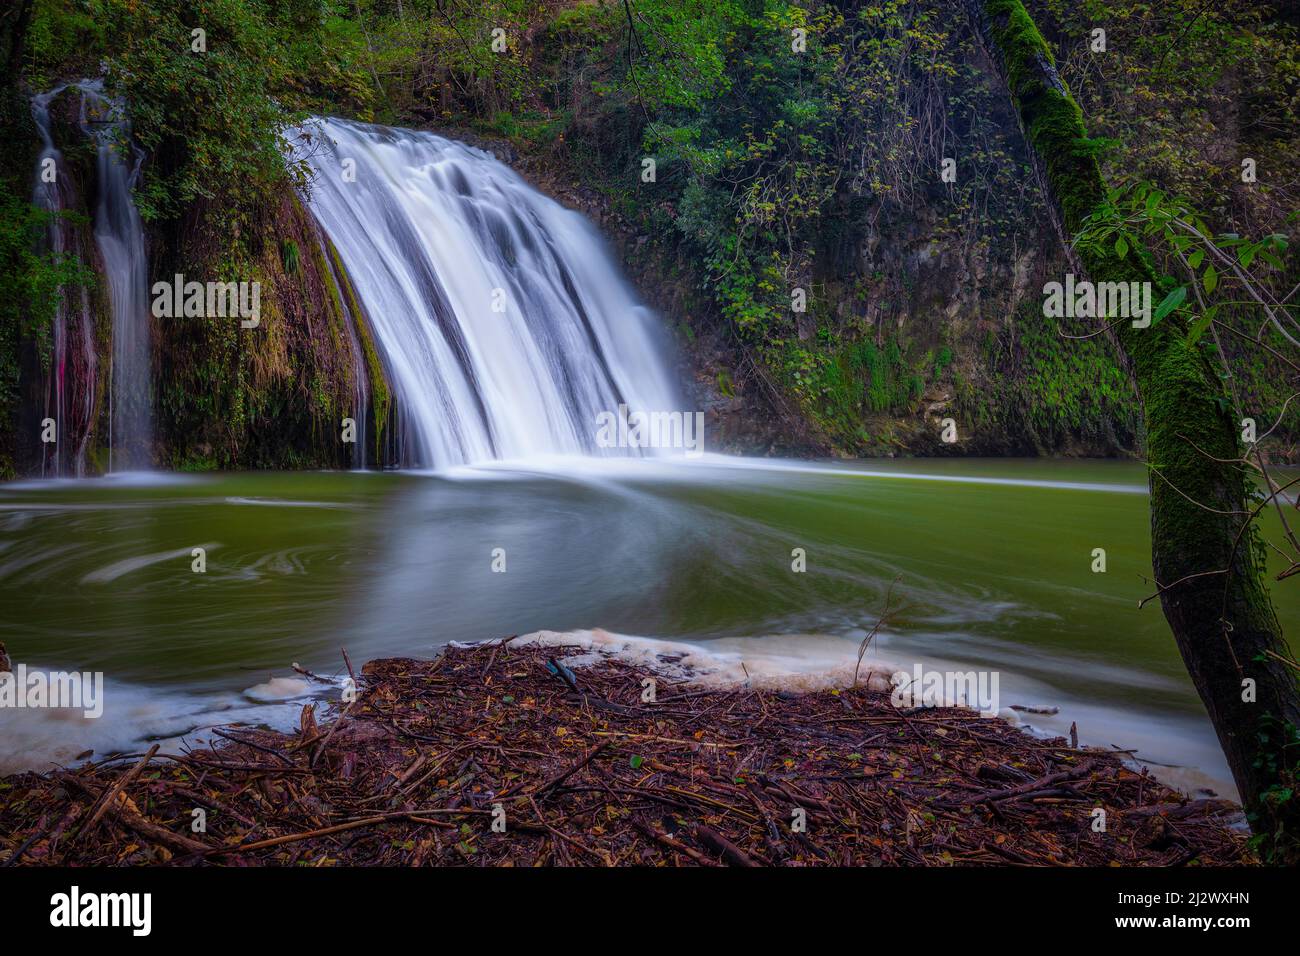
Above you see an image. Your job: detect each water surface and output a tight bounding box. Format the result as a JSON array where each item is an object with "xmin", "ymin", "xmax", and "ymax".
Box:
[{"xmin": 2, "ymin": 456, "xmax": 1294, "ymax": 797}]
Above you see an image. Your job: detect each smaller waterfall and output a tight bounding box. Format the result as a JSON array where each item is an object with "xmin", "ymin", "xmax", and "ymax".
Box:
[
  {"xmin": 31, "ymin": 86, "xmax": 97, "ymax": 477},
  {"xmin": 84, "ymin": 82, "xmax": 153, "ymax": 472},
  {"xmin": 31, "ymin": 80, "xmax": 153, "ymax": 473}
]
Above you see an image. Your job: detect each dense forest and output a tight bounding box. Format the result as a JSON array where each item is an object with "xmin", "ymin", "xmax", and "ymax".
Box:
[{"xmin": 2, "ymin": 0, "xmax": 1298, "ymax": 474}]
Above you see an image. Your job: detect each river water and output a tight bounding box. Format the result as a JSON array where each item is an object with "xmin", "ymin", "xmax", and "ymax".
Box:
[{"xmin": 2, "ymin": 455, "xmax": 1294, "ymax": 798}]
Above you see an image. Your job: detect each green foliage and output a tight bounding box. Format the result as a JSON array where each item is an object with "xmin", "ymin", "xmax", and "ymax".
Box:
[
  {"xmin": 0, "ymin": 179, "xmax": 92, "ymax": 461},
  {"xmin": 281, "ymin": 239, "xmax": 301, "ymax": 274},
  {"xmin": 534, "ymin": 0, "xmax": 1056, "ymax": 452},
  {"xmin": 986, "ymin": 303, "xmax": 1137, "ymax": 447},
  {"xmin": 11, "ymin": 0, "xmax": 1295, "ymax": 469},
  {"xmin": 780, "ymin": 331, "xmax": 938, "ymax": 448},
  {"xmin": 482, "ymin": 110, "xmax": 568, "ymax": 145},
  {"xmin": 84, "ymin": 0, "xmax": 374, "ymax": 258},
  {"xmin": 1078, "ymin": 180, "xmax": 1299, "ymax": 444},
  {"xmin": 933, "ymin": 345, "xmax": 953, "ymax": 377},
  {"xmin": 340, "ymin": 0, "xmax": 538, "ymax": 125},
  {"xmin": 602, "ymin": 0, "xmax": 738, "ymax": 110},
  {"xmin": 1039, "ymin": 0, "xmax": 1299, "ymax": 233},
  {"xmin": 23, "ymin": 0, "xmax": 109, "ymax": 90},
  {"xmin": 1248, "ymin": 713, "xmax": 1300, "ymax": 863}
]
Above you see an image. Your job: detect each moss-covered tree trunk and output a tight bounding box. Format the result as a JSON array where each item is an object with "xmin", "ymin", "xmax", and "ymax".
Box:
[{"xmin": 962, "ymin": 0, "xmax": 1299, "ymax": 859}]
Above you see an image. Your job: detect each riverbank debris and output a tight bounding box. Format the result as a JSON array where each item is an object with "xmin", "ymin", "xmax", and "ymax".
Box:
[{"xmin": 0, "ymin": 640, "xmax": 1250, "ymax": 866}]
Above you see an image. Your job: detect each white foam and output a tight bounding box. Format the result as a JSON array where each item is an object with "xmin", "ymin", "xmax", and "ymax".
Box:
[
  {"xmin": 506, "ymin": 628, "xmax": 1235, "ymax": 798},
  {"xmin": 511, "ymin": 627, "xmax": 898, "ymax": 693},
  {"xmin": 243, "ymin": 676, "xmax": 312, "ymax": 701},
  {"xmin": 0, "ymin": 669, "xmax": 341, "ymax": 774},
  {"xmin": 423, "ymin": 453, "xmax": 1150, "ymax": 495},
  {"xmin": 0, "ymin": 472, "xmax": 204, "ymax": 491},
  {"xmin": 703, "ymin": 457, "xmax": 1150, "ymax": 494},
  {"xmin": 512, "ymin": 629, "xmax": 1016, "ymax": 719},
  {"xmin": 224, "ymin": 497, "xmax": 354, "ymax": 509},
  {"xmin": 80, "ymin": 542, "xmax": 219, "ymax": 584}
]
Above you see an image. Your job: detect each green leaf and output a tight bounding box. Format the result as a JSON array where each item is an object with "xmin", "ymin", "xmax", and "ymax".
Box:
[
  {"xmin": 1115, "ymin": 236, "xmax": 1128, "ymax": 257},
  {"xmin": 1187, "ymin": 248, "xmax": 1203, "ymax": 269},
  {"xmin": 1152, "ymin": 285, "xmax": 1187, "ymax": 325},
  {"xmin": 1202, "ymin": 263, "xmax": 1218, "ymax": 294},
  {"xmin": 1186, "ymin": 313, "xmax": 1213, "ymax": 346},
  {"xmin": 629, "ymin": 755, "xmax": 644, "ymax": 769}
]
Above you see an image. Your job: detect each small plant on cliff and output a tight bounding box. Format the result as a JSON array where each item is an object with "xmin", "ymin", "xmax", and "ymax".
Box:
[{"xmin": 281, "ymin": 239, "xmax": 301, "ymax": 275}]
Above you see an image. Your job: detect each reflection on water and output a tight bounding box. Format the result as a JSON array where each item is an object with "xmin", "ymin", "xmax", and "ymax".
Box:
[{"xmin": 2, "ymin": 457, "xmax": 1294, "ymax": 797}]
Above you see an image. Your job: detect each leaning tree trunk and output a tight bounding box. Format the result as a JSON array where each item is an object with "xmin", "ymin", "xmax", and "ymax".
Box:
[{"xmin": 961, "ymin": 0, "xmax": 1300, "ymax": 859}]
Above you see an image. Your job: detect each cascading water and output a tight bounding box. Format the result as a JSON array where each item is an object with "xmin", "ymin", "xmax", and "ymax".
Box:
[
  {"xmin": 83, "ymin": 81, "xmax": 153, "ymax": 472},
  {"xmin": 30, "ymin": 86, "xmax": 97, "ymax": 477},
  {"xmin": 31, "ymin": 80, "xmax": 153, "ymax": 473},
  {"xmin": 290, "ymin": 117, "xmax": 682, "ymax": 468}
]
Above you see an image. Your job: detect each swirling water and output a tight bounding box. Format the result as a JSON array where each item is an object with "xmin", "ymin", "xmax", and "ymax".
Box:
[{"xmin": 3, "ymin": 458, "xmax": 1296, "ymax": 799}]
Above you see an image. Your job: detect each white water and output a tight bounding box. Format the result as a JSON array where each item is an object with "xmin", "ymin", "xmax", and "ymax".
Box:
[
  {"xmin": 30, "ymin": 81, "xmax": 153, "ymax": 473},
  {"xmin": 30, "ymin": 86, "xmax": 97, "ymax": 476},
  {"xmin": 0, "ymin": 670, "xmax": 327, "ymax": 776},
  {"xmin": 87, "ymin": 82, "xmax": 153, "ymax": 472},
  {"xmin": 289, "ymin": 117, "xmax": 682, "ymax": 468}
]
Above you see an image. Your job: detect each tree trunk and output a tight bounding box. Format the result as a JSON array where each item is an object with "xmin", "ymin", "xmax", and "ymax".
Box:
[
  {"xmin": 961, "ymin": 0, "xmax": 1300, "ymax": 860},
  {"xmin": 1, "ymin": 0, "xmax": 35, "ymax": 88}
]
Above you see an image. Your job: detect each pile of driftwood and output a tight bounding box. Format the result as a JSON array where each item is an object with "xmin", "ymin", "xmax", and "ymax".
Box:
[{"xmin": 0, "ymin": 639, "xmax": 1251, "ymax": 866}]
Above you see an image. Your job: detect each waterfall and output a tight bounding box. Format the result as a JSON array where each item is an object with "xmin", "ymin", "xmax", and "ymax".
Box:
[
  {"xmin": 290, "ymin": 117, "xmax": 682, "ymax": 468},
  {"xmin": 31, "ymin": 80, "xmax": 153, "ymax": 473},
  {"xmin": 83, "ymin": 82, "xmax": 153, "ymax": 472},
  {"xmin": 30, "ymin": 86, "xmax": 97, "ymax": 477}
]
